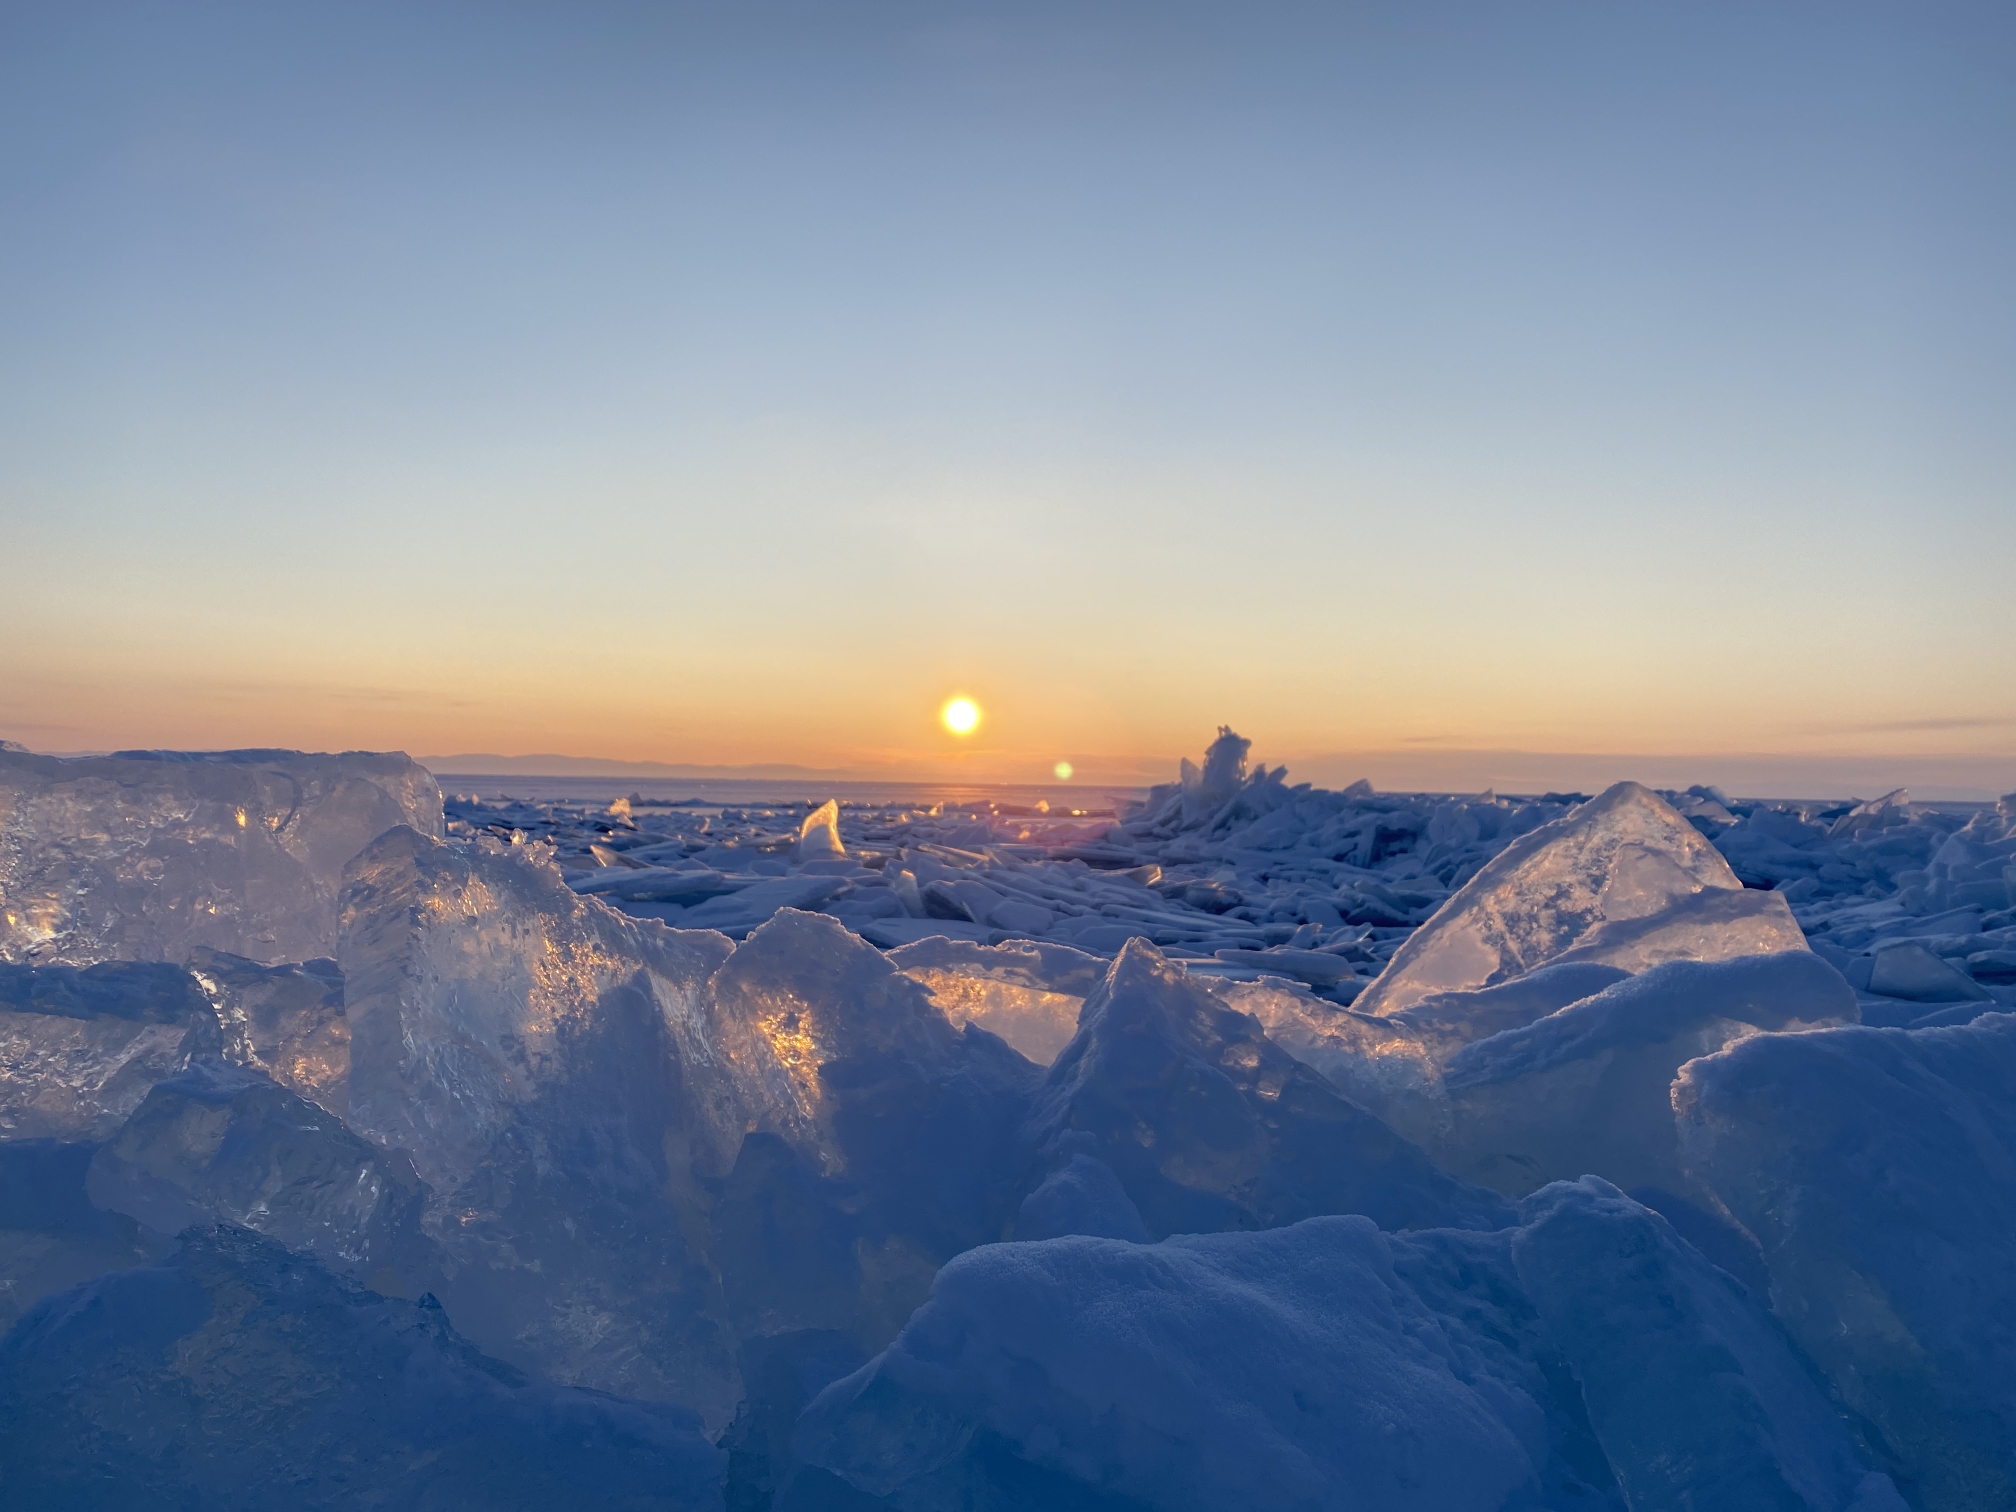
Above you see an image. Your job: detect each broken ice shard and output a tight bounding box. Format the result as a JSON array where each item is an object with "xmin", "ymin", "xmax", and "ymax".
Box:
[
  {"xmin": 336, "ymin": 825, "xmax": 747, "ymax": 1196},
  {"xmin": 336, "ymin": 824, "xmax": 752, "ymax": 1418},
  {"xmin": 186, "ymin": 947, "xmax": 350, "ymax": 1113},
  {"xmin": 795, "ymin": 798, "xmax": 846, "ymax": 859},
  {"xmin": 1355, "ymin": 781, "xmax": 1806, "ymax": 1019},
  {"xmin": 85, "ymin": 1059, "xmax": 443, "ymax": 1297},
  {"xmin": 888, "ymin": 935, "xmax": 1106, "ymax": 1065},
  {"xmin": 0, "ymin": 961, "xmax": 219, "ymax": 1141},
  {"xmin": 0, "ymin": 746, "xmax": 443, "ymax": 967},
  {"xmin": 1022, "ymin": 939, "xmax": 1509, "ymax": 1238},
  {"xmin": 702, "ymin": 911, "xmax": 1040, "ymax": 1352}
]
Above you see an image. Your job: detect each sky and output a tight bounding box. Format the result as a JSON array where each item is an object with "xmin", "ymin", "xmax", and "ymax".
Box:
[{"xmin": 2, "ymin": 1, "xmax": 2012, "ymax": 793}]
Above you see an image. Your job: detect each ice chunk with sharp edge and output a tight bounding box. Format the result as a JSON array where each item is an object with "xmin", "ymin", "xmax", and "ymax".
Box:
[
  {"xmin": 1355, "ymin": 781, "xmax": 1804, "ymax": 1019},
  {"xmin": 85, "ymin": 1059, "xmax": 441, "ymax": 1293},
  {"xmin": 796, "ymin": 798, "xmax": 845, "ymax": 859},
  {"xmin": 888, "ymin": 936, "xmax": 1104, "ymax": 1065},
  {"xmin": 1865, "ymin": 941, "xmax": 1991, "ymax": 1002},
  {"xmin": 1023, "ymin": 939, "xmax": 1509, "ymax": 1238},
  {"xmin": 1512, "ymin": 1177, "xmax": 1906, "ymax": 1512},
  {"xmin": 1430, "ymin": 952, "xmax": 1856, "ymax": 1201},
  {"xmin": 0, "ymin": 963, "xmax": 219, "ymax": 1141},
  {"xmin": 0, "ymin": 745, "xmax": 442, "ymax": 967}
]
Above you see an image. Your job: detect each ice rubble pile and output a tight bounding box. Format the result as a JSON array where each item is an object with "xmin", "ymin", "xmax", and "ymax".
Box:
[
  {"xmin": 441, "ymin": 728, "xmax": 2016, "ymax": 1023},
  {"xmin": 0, "ymin": 737, "xmax": 2012, "ymax": 1510},
  {"xmin": 450, "ymin": 726, "xmax": 1602, "ymax": 992}
]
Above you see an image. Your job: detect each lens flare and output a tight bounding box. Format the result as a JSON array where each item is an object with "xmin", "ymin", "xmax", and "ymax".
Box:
[
  {"xmin": 1053, "ymin": 761, "xmax": 1074, "ymax": 780},
  {"xmin": 941, "ymin": 697, "xmax": 981, "ymax": 736}
]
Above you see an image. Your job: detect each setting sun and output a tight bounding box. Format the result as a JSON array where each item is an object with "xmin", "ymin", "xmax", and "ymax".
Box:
[{"xmin": 940, "ymin": 697, "xmax": 981, "ymax": 737}]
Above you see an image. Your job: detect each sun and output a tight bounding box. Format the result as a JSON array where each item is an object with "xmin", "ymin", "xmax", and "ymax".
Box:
[{"xmin": 941, "ymin": 696, "xmax": 981, "ymax": 737}]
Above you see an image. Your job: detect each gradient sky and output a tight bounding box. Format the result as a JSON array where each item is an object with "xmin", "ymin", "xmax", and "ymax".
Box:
[{"xmin": 3, "ymin": 1, "xmax": 2013, "ymax": 788}]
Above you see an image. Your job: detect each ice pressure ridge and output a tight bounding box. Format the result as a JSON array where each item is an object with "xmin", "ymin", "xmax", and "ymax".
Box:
[{"xmin": 0, "ymin": 735, "xmax": 2013, "ymax": 1509}]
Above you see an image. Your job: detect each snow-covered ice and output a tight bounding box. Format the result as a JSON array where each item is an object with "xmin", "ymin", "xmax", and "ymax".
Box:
[
  {"xmin": 0, "ymin": 1224, "xmax": 724, "ymax": 1511},
  {"xmin": 424, "ymin": 740, "xmax": 2014, "ymax": 1036},
  {"xmin": 797, "ymin": 1216, "xmax": 1558, "ymax": 1512},
  {"xmin": 797, "ymin": 1179, "xmax": 1904, "ymax": 1512},
  {"xmin": 1677, "ymin": 1010, "xmax": 2016, "ymax": 1509}
]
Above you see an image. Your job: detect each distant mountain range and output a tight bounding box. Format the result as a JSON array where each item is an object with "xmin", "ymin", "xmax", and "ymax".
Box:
[{"xmin": 418, "ymin": 753, "xmax": 857, "ymax": 780}]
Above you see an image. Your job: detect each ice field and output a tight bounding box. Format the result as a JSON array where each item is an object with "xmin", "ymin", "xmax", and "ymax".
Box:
[{"xmin": 1, "ymin": 731, "xmax": 2013, "ymax": 1510}]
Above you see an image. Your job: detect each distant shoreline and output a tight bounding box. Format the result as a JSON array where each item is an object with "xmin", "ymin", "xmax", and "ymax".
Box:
[{"xmin": 428, "ymin": 771, "xmax": 1145, "ymax": 809}]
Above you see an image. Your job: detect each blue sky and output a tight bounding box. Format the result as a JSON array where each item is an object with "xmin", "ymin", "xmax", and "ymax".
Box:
[{"xmin": 2, "ymin": 2, "xmax": 2011, "ymax": 787}]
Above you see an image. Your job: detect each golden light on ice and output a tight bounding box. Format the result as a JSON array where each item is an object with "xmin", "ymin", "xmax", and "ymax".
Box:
[
  {"xmin": 1054, "ymin": 760, "xmax": 1074, "ymax": 780},
  {"xmin": 941, "ymin": 696, "xmax": 981, "ymax": 736}
]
